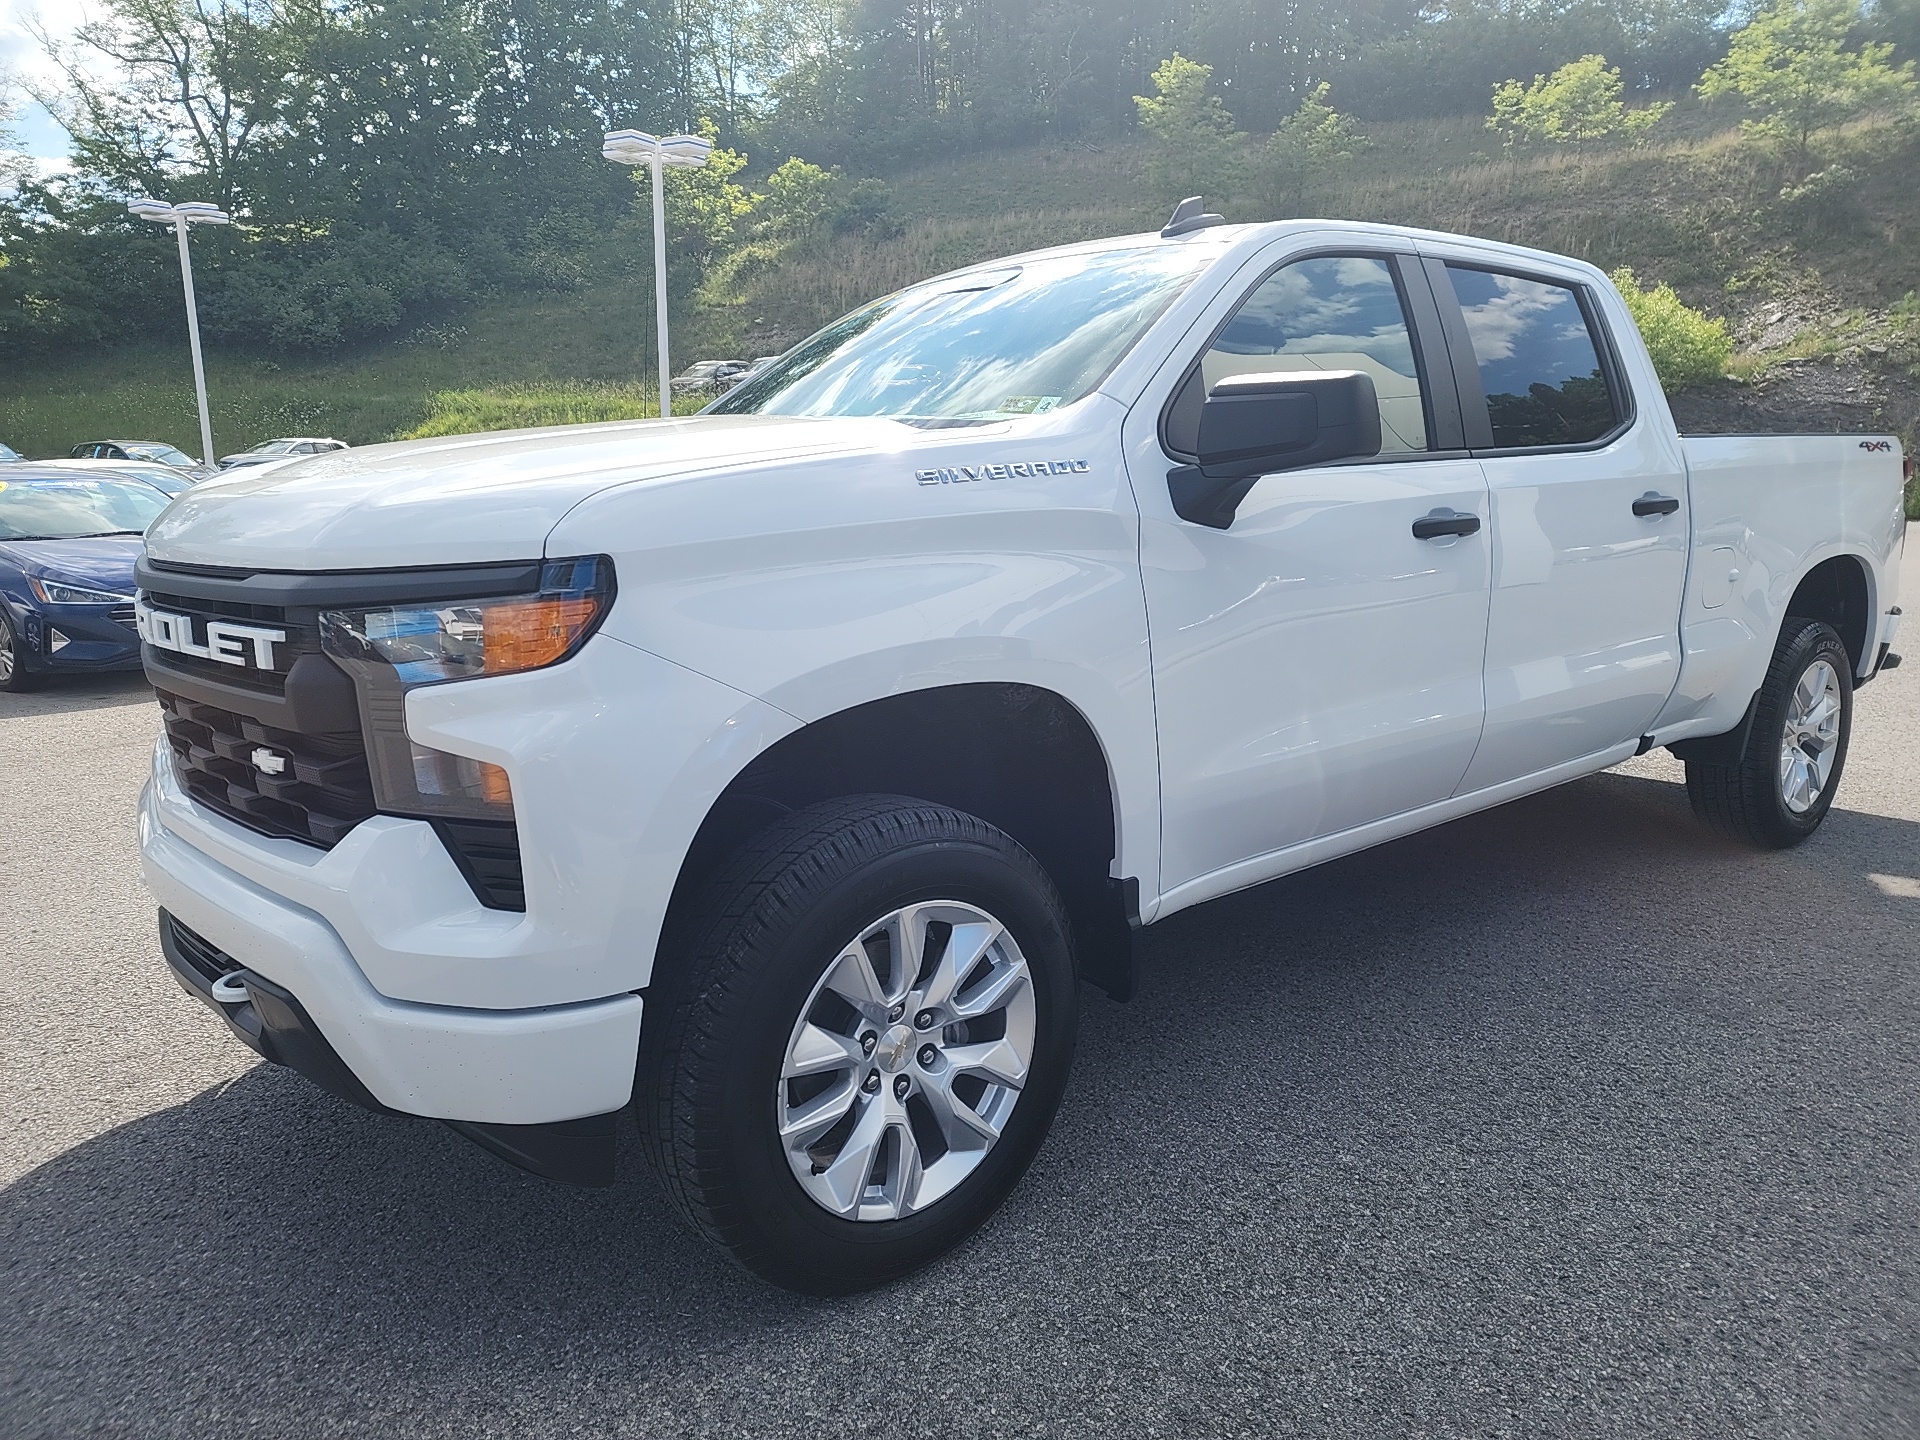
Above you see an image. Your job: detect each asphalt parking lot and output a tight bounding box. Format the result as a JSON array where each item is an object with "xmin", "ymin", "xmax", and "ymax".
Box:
[{"xmin": 4, "ymin": 533, "xmax": 1917, "ymax": 1439}]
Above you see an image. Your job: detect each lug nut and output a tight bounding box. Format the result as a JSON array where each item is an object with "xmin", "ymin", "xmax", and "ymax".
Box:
[
  {"xmin": 893, "ymin": 1075, "xmax": 910, "ymax": 1099},
  {"xmin": 917, "ymin": 1044, "xmax": 938, "ymax": 1067},
  {"xmin": 862, "ymin": 1071, "xmax": 881, "ymax": 1093},
  {"xmin": 887, "ymin": 1003, "xmax": 905, "ymax": 1022},
  {"xmin": 914, "ymin": 1010, "xmax": 936, "ymax": 1030},
  {"xmin": 860, "ymin": 1031, "xmax": 877, "ymax": 1056}
]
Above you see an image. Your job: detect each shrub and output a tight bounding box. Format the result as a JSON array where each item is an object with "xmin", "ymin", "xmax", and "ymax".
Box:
[{"xmin": 1610, "ymin": 268, "xmax": 1734, "ymax": 389}]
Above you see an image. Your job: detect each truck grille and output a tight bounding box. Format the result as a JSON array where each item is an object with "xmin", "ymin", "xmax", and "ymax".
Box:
[
  {"xmin": 141, "ymin": 589, "xmax": 304, "ymax": 695},
  {"xmin": 108, "ymin": 603, "xmax": 137, "ymax": 629},
  {"xmin": 157, "ymin": 688, "xmax": 375, "ymax": 847}
]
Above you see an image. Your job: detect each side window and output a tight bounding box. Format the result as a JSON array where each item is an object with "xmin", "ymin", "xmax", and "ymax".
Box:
[
  {"xmin": 1442, "ymin": 265, "xmax": 1621, "ymax": 449},
  {"xmin": 1168, "ymin": 255, "xmax": 1431, "ymax": 457}
]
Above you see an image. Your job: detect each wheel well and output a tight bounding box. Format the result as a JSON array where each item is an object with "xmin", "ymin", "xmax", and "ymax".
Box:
[
  {"xmin": 665, "ymin": 683, "xmax": 1137, "ymax": 997},
  {"xmin": 1786, "ymin": 556, "xmax": 1871, "ymax": 674}
]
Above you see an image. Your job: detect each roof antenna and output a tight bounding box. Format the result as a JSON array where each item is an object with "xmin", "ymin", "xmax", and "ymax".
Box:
[{"xmin": 1161, "ymin": 196, "xmax": 1225, "ymax": 238}]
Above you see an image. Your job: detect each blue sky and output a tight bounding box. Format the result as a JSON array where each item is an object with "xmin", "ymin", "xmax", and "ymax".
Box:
[{"xmin": 2, "ymin": 0, "xmax": 84, "ymax": 162}]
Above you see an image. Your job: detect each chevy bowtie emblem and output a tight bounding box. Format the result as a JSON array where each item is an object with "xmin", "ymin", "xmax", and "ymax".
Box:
[{"xmin": 251, "ymin": 747, "xmax": 288, "ymax": 776}]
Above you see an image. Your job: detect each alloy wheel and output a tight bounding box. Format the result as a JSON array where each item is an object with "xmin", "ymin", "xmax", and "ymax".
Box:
[
  {"xmin": 777, "ymin": 900, "xmax": 1035, "ymax": 1222},
  {"xmin": 1778, "ymin": 658, "xmax": 1841, "ymax": 814}
]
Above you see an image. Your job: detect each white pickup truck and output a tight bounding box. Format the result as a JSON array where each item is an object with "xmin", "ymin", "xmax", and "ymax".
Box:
[{"xmin": 136, "ymin": 210, "xmax": 1907, "ymax": 1293}]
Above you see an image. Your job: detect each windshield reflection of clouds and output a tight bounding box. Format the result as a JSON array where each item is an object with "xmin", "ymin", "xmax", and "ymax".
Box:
[{"xmin": 715, "ymin": 248, "xmax": 1207, "ymax": 421}]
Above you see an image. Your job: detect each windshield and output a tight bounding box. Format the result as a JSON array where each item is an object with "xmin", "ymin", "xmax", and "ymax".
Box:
[
  {"xmin": 0, "ymin": 444, "xmax": 20, "ymax": 462},
  {"xmin": 0, "ymin": 477, "xmax": 171, "ymax": 540},
  {"xmin": 126, "ymin": 444, "xmax": 197, "ymax": 467},
  {"xmin": 712, "ymin": 245, "xmax": 1208, "ymax": 421},
  {"xmin": 250, "ymin": 440, "xmax": 297, "ymax": 454}
]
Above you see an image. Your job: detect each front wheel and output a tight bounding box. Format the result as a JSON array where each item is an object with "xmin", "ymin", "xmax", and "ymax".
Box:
[
  {"xmin": 1685, "ymin": 618, "xmax": 1853, "ymax": 849},
  {"xmin": 0, "ymin": 610, "xmax": 41, "ymax": 692},
  {"xmin": 638, "ymin": 795, "xmax": 1078, "ymax": 1294}
]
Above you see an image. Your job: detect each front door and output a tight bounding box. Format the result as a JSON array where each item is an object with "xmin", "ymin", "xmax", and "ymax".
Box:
[
  {"xmin": 1130, "ymin": 250, "xmax": 1493, "ymax": 896},
  {"xmin": 1423, "ymin": 254, "xmax": 1691, "ymax": 792}
]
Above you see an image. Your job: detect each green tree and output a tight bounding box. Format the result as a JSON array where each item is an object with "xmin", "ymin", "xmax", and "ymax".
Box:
[
  {"xmin": 1133, "ymin": 53, "xmax": 1243, "ymax": 209},
  {"xmin": 1488, "ymin": 54, "xmax": 1673, "ymax": 149},
  {"xmin": 1259, "ymin": 82, "xmax": 1364, "ymax": 214},
  {"xmin": 754, "ymin": 157, "xmax": 838, "ymax": 238},
  {"xmin": 1697, "ymin": 0, "xmax": 1918, "ymax": 164}
]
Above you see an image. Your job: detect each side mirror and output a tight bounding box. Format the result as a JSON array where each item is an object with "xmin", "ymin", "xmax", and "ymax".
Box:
[{"xmin": 1167, "ymin": 369, "xmax": 1382, "ymax": 529}]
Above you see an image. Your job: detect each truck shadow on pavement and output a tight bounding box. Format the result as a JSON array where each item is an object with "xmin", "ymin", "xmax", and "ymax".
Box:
[{"xmin": 5, "ymin": 769, "xmax": 1919, "ymax": 1436}]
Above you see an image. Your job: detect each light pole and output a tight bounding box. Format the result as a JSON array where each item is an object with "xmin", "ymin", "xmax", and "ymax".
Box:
[
  {"xmin": 129, "ymin": 198, "xmax": 231, "ymax": 468},
  {"xmin": 601, "ymin": 130, "xmax": 714, "ymax": 418}
]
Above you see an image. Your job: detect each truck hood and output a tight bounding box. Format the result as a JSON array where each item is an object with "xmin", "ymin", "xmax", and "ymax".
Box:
[{"xmin": 143, "ymin": 415, "xmax": 916, "ymax": 570}]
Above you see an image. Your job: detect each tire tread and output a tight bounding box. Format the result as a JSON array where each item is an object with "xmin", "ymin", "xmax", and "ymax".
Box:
[{"xmin": 636, "ymin": 794, "xmax": 1068, "ymax": 1287}]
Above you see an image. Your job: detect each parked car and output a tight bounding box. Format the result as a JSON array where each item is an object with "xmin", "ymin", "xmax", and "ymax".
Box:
[
  {"xmin": 0, "ymin": 468, "xmax": 171, "ymax": 690},
  {"xmin": 70, "ymin": 440, "xmax": 209, "ymax": 474},
  {"xmin": 35, "ymin": 458, "xmax": 201, "ymax": 497},
  {"xmin": 218, "ymin": 437, "xmax": 349, "ymax": 470},
  {"xmin": 0, "ymin": 443, "xmax": 23, "ymax": 463},
  {"xmin": 669, "ymin": 358, "xmax": 753, "ymax": 397},
  {"xmin": 134, "ymin": 215, "xmax": 1906, "ymax": 1293}
]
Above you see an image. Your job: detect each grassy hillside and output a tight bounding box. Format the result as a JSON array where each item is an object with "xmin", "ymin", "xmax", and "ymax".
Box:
[{"xmin": 4, "ymin": 104, "xmax": 1917, "ymax": 516}]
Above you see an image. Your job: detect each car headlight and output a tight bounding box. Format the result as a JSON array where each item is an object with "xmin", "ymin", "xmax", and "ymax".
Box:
[
  {"xmin": 319, "ymin": 556, "xmax": 614, "ymax": 822},
  {"xmin": 29, "ymin": 577, "xmax": 133, "ymax": 605}
]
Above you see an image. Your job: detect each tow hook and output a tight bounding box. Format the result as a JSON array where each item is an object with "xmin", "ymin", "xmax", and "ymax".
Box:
[{"xmin": 209, "ymin": 971, "xmax": 251, "ymax": 1005}]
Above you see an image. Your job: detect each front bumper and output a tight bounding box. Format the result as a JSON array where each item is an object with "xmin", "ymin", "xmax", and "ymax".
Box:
[
  {"xmin": 140, "ymin": 771, "xmax": 645, "ymax": 1129},
  {"xmin": 157, "ymin": 909, "xmax": 621, "ymax": 1184},
  {"xmin": 5, "ymin": 599, "xmax": 143, "ymax": 673}
]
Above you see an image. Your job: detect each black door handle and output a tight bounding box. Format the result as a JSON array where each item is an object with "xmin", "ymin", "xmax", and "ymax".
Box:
[
  {"xmin": 1633, "ymin": 493, "xmax": 1680, "ymax": 517},
  {"xmin": 1412, "ymin": 509, "xmax": 1482, "ymax": 540}
]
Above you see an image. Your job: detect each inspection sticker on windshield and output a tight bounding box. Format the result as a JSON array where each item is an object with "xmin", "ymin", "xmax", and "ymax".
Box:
[
  {"xmin": 999, "ymin": 396, "xmax": 1061, "ymax": 414},
  {"xmin": 916, "ymin": 458, "xmax": 1090, "ymax": 486}
]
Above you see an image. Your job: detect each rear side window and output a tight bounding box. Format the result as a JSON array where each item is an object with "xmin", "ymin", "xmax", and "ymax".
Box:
[{"xmin": 1443, "ymin": 265, "xmax": 1620, "ymax": 449}]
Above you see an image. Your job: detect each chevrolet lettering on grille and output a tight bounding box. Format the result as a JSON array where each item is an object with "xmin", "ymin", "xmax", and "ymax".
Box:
[{"xmin": 135, "ymin": 598, "xmax": 286, "ymax": 671}]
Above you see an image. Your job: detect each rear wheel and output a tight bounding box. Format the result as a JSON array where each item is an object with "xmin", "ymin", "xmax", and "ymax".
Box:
[
  {"xmin": 1684, "ymin": 618, "xmax": 1852, "ymax": 848},
  {"xmin": 0, "ymin": 610, "xmax": 41, "ymax": 692},
  {"xmin": 638, "ymin": 794, "xmax": 1077, "ymax": 1294}
]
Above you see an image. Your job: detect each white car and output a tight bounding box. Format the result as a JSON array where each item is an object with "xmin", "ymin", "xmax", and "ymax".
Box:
[
  {"xmin": 133, "ymin": 215, "xmax": 1907, "ymax": 1294},
  {"xmin": 219, "ymin": 437, "xmax": 348, "ymax": 469}
]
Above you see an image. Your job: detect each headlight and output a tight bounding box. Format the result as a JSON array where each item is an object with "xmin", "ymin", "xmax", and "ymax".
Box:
[
  {"xmin": 29, "ymin": 577, "xmax": 133, "ymax": 605},
  {"xmin": 319, "ymin": 556, "xmax": 614, "ymax": 823}
]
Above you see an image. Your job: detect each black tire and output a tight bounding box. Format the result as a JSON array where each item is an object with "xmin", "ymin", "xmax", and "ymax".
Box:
[
  {"xmin": 638, "ymin": 794, "xmax": 1078, "ymax": 1295},
  {"xmin": 1685, "ymin": 618, "xmax": 1853, "ymax": 849},
  {"xmin": 0, "ymin": 610, "xmax": 41, "ymax": 693}
]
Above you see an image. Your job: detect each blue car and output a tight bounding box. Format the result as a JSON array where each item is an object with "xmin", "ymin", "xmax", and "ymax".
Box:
[{"xmin": 0, "ymin": 468, "xmax": 173, "ymax": 691}]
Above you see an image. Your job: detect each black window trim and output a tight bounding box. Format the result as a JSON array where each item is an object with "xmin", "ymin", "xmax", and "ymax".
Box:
[
  {"xmin": 1157, "ymin": 246, "xmax": 1468, "ymax": 467},
  {"xmin": 1426, "ymin": 255, "xmax": 1639, "ymax": 458}
]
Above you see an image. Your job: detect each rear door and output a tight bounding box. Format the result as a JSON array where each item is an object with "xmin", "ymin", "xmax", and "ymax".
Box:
[{"xmin": 1420, "ymin": 249, "xmax": 1690, "ymax": 791}]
